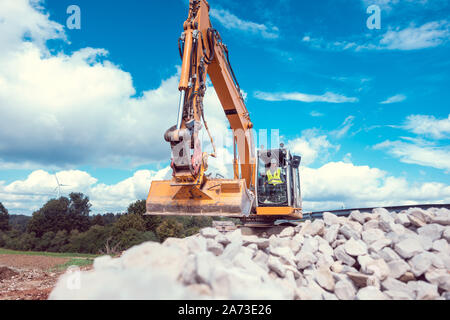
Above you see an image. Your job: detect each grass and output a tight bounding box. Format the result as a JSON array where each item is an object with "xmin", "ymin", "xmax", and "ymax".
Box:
[
  {"xmin": 0, "ymin": 248, "xmax": 97, "ymax": 272},
  {"xmin": 0, "ymin": 248, "xmax": 98, "ymax": 258},
  {"xmin": 50, "ymin": 258, "xmax": 95, "ymax": 272}
]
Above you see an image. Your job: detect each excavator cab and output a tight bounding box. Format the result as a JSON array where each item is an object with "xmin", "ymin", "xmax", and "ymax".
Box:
[{"xmin": 255, "ymin": 146, "xmax": 302, "ymax": 218}]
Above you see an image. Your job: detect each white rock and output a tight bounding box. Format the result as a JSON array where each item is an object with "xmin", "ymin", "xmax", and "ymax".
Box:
[
  {"xmin": 408, "ymin": 215, "xmax": 426, "ymax": 228},
  {"xmin": 331, "ymin": 261, "xmax": 344, "ymax": 273},
  {"xmin": 324, "ymin": 224, "xmax": 339, "ymax": 244},
  {"xmin": 387, "ymin": 259, "xmax": 411, "ymax": 279},
  {"xmin": 294, "ymin": 220, "xmax": 311, "ymax": 236},
  {"xmin": 206, "ymin": 239, "xmax": 224, "ymax": 256},
  {"xmin": 269, "ymin": 246, "xmax": 296, "ymax": 266},
  {"xmin": 384, "ymin": 290, "xmax": 412, "ymax": 300},
  {"xmin": 268, "ymin": 235, "xmax": 290, "ymax": 249},
  {"xmin": 289, "ymin": 234, "xmax": 303, "ymax": 255},
  {"xmin": 417, "ymin": 224, "xmax": 444, "ymax": 241},
  {"xmin": 431, "ymin": 210, "xmax": 450, "ymax": 226},
  {"xmin": 200, "ymin": 227, "xmax": 220, "ymax": 239},
  {"xmin": 334, "ymin": 245, "xmax": 356, "ymax": 266},
  {"xmin": 267, "ymin": 256, "xmax": 286, "ymax": 278},
  {"xmin": 373, "ymin": 207, "xmax": 390, "ymax": 216},
  {"xmin": 378, "ymin": 212, "xmax": 395, "ymax": 233},
  {"xmin": 432, "ymin": 239, "xmax": 448, "ymax": 252},
  {"xmin": 381, "ymin": 277, "xmax": 412, "ymax": 297},
  {"xmin": 296, "ymin": 286, "xmax": 323, "ymax": 300},
  {"xmin": 344, "ymin": 238, "xmax": 368, "ymax": 256},
  {"xmin": 425, "ymin": 268, "xmax": 450, "ymax": 291},
  {"xmin": 279, "ymin": 226, "xmax": 295, "ymax": 238},
  {"xmin": 394, "ymin": 237, "xmax": 424, "ymax": 259},
  {"xmin": 408, "ymin": 252, "xmax": 434, "ymax": 277},
  {"xmin": 304, "ymin": 219, "xmax": 325, "ymax": 236},
  {"xmin": 302, "ymin": 236, "xmax": 319, "ymax": 253},
  {"xmin": 408, "ymin": 281, "xmax": 439, "ymax": 300},
  {"xmin": 314, "ymin": 267, "xmax": 335, "ymax": 291},
  {"xmin": 315, "ymin": 252, "xmax": 335, "ymax": 269},
  {"xmin": 361, "ymin": 229, "xmax": 385, "ymax": 245},
  {"xmin": 369, "ymin": 237, "xmax": 392, "ymax": 253},
  {"xmin": 395, "ymin": 213, "xmax": 411, "ymax": 227},
  {"xmin": 350, "ymin": 210, "xmax": 367, "ymax": 224},
  {"xmin": 295, "ymin": 251, "xmax": 318, "ymax": 269},
  {"xmin": 334, "ymin": 280, "xmax": 357, "ymax": 300},
  {"xmin": 221, "ymin": 230, "xmax": 243, "ymax": 260},
  {"xmin": 252, "ymin": 250, "xmax": 269, "ymax": 271},
  {"xmin": 216, "ymin": 233, "xmax": 231, "ymax": 246},
  {"xmin": 378, "ymin": 247, "xmax": 402, "ymax": 263},
  {"xmin": 363, "ymin": 220, "xmax": 379, "ymax": 231},
  {"xmin": 323, "ymin": 212, "xmax": 340, "ymax": 226},
  {"xmin": 408, "ymin": 208, "xmax": 434, "ymax": 224},
  {"xmin": 356, "ymin": 286, "xmax": 389, "ymax": 300},
  {"xmin": 339, "ymin": 224, "xmax": 360, "ymax": 240},
  {"xmin": 442, "ymin": 227, "xmax": 450, "ymax": 242},
  {"xmin": 196, "ymin": 251, "xmax": 216, "ymax": 284},
  {"xmin": 318, "ymin": 241, "xmax": 334, "ymax": 257}
]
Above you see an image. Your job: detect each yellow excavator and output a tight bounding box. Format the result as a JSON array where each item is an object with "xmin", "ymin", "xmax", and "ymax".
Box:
[{"xmin": 146, "ymin": 0, "xmax": 302, "ymax": 225}]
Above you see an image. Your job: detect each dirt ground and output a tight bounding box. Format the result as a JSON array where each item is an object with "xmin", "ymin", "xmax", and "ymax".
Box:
[{"xmin": 0, "ymin": 254, "xmax": 91, "ymax": 300}]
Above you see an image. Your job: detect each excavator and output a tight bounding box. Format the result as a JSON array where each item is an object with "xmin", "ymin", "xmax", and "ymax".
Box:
[{"xmin": 146, "ymin": 0, "xmax": 302, "ymax": 226}]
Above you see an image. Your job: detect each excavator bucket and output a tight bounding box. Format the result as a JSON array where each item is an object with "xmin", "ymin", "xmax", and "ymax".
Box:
[{"xmin": 145, "ymin": 178, "xmax": 254, "ymax": 217}]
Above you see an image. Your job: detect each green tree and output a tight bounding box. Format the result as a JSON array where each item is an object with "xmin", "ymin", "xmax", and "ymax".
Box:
[
  {"xmin": 67, "ymin": 193, "xmax": 91, "ymax": 232},
  {"xmin": 156, "ymin": 219, "xmax": 184, "ymax": 242},
  {"xmin": 91, "ymin": 214, "xmax": 105, "ymax": 227},
  {"xmin": 48, "ymin": 230, "xmax": 69, "ymax": 252},
  {"xmin": 27, "ymin": 198, "xmax": 70, "ymax": 237},
  {"xmin": 17, "ymin": 232, "xmax": 38, "ymax": 251},
  {"xmin": 0, "ymin": 202, "xmax": 10, "ymax": 231},
  {"xmin": 34, "ymin": 231, "xmax": 55, "ymax": 251},
  {"xmin": 127, "ymin": 200, "xmax": 162, "ymax": 232},
  {"xmin": 113, "ymin": 213, "xmax": 146, "ymax": 234},
  {"xmin": 27, "ymin": 193, "xmax": 92, "ymax": 237}
]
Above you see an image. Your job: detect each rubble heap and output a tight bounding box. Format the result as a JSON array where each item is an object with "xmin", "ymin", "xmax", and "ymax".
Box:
[{"xmin": 50, "ymin": 207, "xmax": 450, "ymax": 300}]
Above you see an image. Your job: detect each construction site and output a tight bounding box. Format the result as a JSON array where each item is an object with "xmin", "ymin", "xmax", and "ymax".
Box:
[{"xmin": 1, "ymin": 0, "xmax": 449, "ymax": 303}]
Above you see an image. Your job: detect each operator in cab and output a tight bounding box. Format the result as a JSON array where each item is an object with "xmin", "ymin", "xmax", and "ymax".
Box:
[{"xmin": 266, "ymin": 158, "xmax": 283, "ymax": 186}]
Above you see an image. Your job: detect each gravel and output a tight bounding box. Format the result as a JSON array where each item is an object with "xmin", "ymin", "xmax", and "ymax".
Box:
[{"xmin": 50, "ymin": 207, "xmax": 450, "ymax": 300}]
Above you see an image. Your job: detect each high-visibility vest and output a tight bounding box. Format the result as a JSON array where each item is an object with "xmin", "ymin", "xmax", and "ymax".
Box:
[{"xmin": 266, "ymin": 168, "xmax": 283, "ymax": 185}]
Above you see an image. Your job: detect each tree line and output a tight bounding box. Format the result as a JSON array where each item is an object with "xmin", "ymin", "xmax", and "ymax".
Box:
[{"xmin": 0, "ymin": 193, "xmax": 216, "ymax": 255}]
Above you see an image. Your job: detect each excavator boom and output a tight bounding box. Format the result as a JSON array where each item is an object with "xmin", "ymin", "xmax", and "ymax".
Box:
[{"xmin": 146, "ymin": 0, "xmax": 256, "ymax": 217}]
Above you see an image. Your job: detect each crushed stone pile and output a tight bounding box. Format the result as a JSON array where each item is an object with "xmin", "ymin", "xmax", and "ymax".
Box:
[{"xmin": 50, "ymin": 207, "xmax": 450, "ymax": 300}]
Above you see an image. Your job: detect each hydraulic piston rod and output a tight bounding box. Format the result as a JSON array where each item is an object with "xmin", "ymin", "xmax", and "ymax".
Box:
[{"xmin": 176, "ymin": 89, "xmax": 186, "ymax": 130}]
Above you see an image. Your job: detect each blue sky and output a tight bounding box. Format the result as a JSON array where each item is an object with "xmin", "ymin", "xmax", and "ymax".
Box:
[{"xmin": 0, "ymin": 0, "xmax": 449, "ymax": 214}]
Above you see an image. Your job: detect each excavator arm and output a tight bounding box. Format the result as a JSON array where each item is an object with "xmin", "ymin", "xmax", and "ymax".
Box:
[{"xmin": 146, "ymin": 0, "xmax": 256, "ymax": 217}]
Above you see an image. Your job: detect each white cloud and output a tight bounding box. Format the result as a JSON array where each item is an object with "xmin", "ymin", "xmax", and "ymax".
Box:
[
  {"xmin": 403, "ymin": 114, "xmax": 450, "ymax": 139},
  {"xmin": 310, "ymin": 111, "xmax": 324, "ymax": 117},
  {"xmin": 0, "ymin": 0, "xmax": 232, "ymax": 170},
  {"xmin": 380, "ymin": 94, "xmax": 407, "ymax": 104},
  {"xmin": 254, "ymin": 91, "xmax": 358, "ymax": 103},
  {"xmin": 301, "ymin": 161, "xmax": 450, "ymax": 211},
  {"xmin": 380, "ymin": 21, "xmax": 450, "ymax": 50},
  {"xmin": 210, "ymin": 8, "xmax": 279, "ymax": 39},
  {"xmin": 0, "ymin": 167, "xmax": 172, "ymax": 214},
  {"xmin": 374, "ymin": 140, "xmax": 450, "ymax": 171},
  {"xmin": 303, "ymin": 20, "xmax": 449, "ymax": 51},
  {"xmin": 0, "ymin": 0, "xmax": 66, "ymax": 54},
  {"xmin": 287, "ymin": 129, "xmax": 339, "ymax": 166},
  {"xmin": 330, "ymin": 116, "xmax": 355, "ymax": 139}
]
